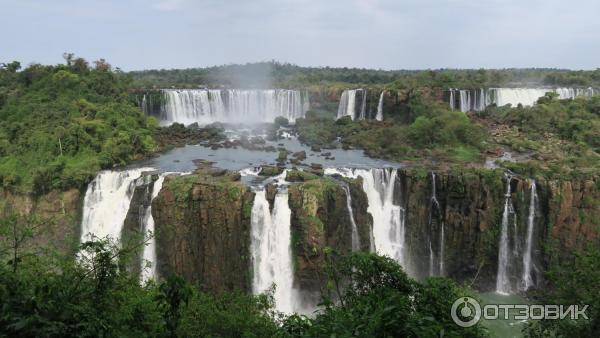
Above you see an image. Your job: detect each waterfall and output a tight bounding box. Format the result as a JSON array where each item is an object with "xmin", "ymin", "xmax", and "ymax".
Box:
[
  {"xmin": 337, "ymin": 90, "xmax": 350, "ymax": 119},
  {"xmin": 140, "ymin": 94, "xmax": 148, "ymax": 115},
  {"xmin": 496, "ymin": 174, "xmax": 515, "ymax": 294},
  {"xmin": 337, "ymin": 89, "xmax": 368, "ymax": 120},
  {"xmin": 429, "ymin": 172, "xmax": 444, "ymax": 276},
  {"xmin": 428, "ymin": 242, "xmax": 435, "ymax": 276},
  {"xmin": 359, "ymin": 88, "xmax": 367, "ymax": 120},
  {"xmin": 347, "ymin": 90, "xmax": 356, "ymax": 119},
  {"xmin": 80, "ymin": 168, "xmax": 153, "ymax": 245},
  {"xmin": 376, "ymin": 91, "xmax": 384, "ymax": 121},
  {"xmin": 521, "ymin": 180, "xmax": 537, "ymax": 291},
  {"xmin": 342, "ymin": 183, "xmax": 361, "ymax": 251},
  {"xmin": 140, "ymin": 174, "xmax": 167, "ymax": 283},
  {"xmin": 439, "ymin": 221, "xmax": 445, "ymax": 276},
  {"xmin": 355, "ymin": 168, "xmax": 406, "ymax": 266},
  {"xmin": 250, "ymin": 176, "xmax": 298, "ymax": 313},
  {"xmin": 459, "ymin": 90, "xmax": 471, "ymax": 112},
  {"xmin": 161, "ymin": 89, "xmax": 308, "ymax": 125},
  {"xmin": 449, "ymin": 87, "xmax": 596, "ymax": 111}
]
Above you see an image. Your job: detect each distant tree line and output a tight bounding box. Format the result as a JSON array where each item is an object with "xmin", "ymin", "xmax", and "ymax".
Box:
[{"xmin": 127, "ymin": 61, "xmax": 600, "ymax": 90}]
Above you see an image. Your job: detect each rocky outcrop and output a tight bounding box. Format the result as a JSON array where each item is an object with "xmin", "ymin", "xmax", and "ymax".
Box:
[
  {"xmin": 546, "ymin": 179, "xmax": 600, "ymax": 253},
  {"xmin": 152, "ymin": 170, "xmax": 253, "ymax": 293},
  {"xmin": 0, "ymin": 189, "xmax": 82, "ymax": 256},
  {"xmin": 391, "ymin": 169, "xmax": 600, "ymax": 292},
  {"xmin": 287, "ymin": 172, "xmax": 372, "ymax": 293},
  {"xmin": 121, "ymin": 174, "xmax": 159, "ymax": 276}
]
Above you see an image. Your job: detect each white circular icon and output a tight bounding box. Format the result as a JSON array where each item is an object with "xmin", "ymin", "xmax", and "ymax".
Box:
[{"xmin": 451, "ymin": 297, "xmax": 482, "ymax": 327}]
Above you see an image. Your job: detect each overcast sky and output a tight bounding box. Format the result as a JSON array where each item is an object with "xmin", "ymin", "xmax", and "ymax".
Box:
[{"xmin": 1, "ymin": 0, "xmax": 599, "ymax": 71}]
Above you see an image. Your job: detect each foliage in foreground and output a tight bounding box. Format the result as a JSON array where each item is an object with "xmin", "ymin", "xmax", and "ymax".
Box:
[
  {"xmin": 524, "ymin": 247, "xmax": 600, "ymax": 337},
  {"xmin": 281, "ymin": 252, "xmax": 487, "ymax": 337},
  {"xmin": 0, "ymin": 214, "xmax": 489, "ymax": 338}
]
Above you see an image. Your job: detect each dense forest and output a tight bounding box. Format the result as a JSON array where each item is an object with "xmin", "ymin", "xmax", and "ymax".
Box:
[
  {"xmin": 129, "ymin": 61, "xmax": 600, "ymax": 90},
  {"xmin": 0, "ymin": 56, "xmax": 158, "ymax": 194},
  {"xmin": 1, "ymin": 57, "xmax": 600, "ymax": 337}
]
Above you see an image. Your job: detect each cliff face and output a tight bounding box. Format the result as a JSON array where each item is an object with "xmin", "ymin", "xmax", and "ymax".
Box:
[
  {"xmin": 121, "ymin": 174, "xmax": 159, "ymax": 276},
  {"xmin": 395, "ymin": 169, "xmax": 599, "ymax": 291},
  {"xmin": 1, "ymin": 166, "xmax": 597, "ymax": 296},
  {"xmin": 287, "ymin": 174, "xmax": 372, "ymax": 293},
  {"xmin": 133, "ymin": 167, "xmax": 599, "ymax": 295},
  {"xmin": 401, "ymin": 170, "xmax": 516, "ymax": 290},
  {"xmin": 0, "ymin": 189, "xmax": 82, "ymax": 256},
  {"xmin": 547, "ymin": 179, "xmax": 600, "ymax": 253},
  {"xmin": 152, "ymin": 170, "xmax": 253, "ymax": 293}
]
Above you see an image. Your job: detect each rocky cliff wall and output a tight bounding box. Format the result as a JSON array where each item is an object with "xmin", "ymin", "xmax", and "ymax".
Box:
[{"xmin": 152, "ymin": 170, "xmax": 253, "ymax": 292}]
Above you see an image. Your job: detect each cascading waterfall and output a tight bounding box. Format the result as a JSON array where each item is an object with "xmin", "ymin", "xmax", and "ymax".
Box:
[
  {"xmin": 161, "ymin": 89, "xmax": 308, "ymax": 125},
  {"xmin": 250, "ymin": 173, "xmax": 298, "ymax": 313},
  {"xmin": 429, "ymin": 172, "xmax": 444, "ymax": 276},
  {"xmin": 376, "ymin": 91, "xmax": 384, "ymax": 121},
  {"xmin": 355, "ymin": 168, "xmax": 406, "ymax": 266},
  {"xmin": 459, "ymin": 89, "xmax": 471, "ymax": 113},
  {"xmin": 359, "ymin": 88, "xmax": 367, "ymax": 120},
  {"xmin": 439, "ymin": 219, "xmax": 445, "ymax": 276},
  {"xmin": 429, "ymin": 242, "xmax": 435, "ymax": 277},
  {"xmin": 80, "ymin": 168, "xmax": 153, "ymax": 245},
  {"xmin": 521, "ymin": 180, "xmax": 537, "ymax": 291},
  {"xmin": 341, "ymin": 183, "xmax": 361, "ymax": 251},
  {"xmin": 140, "ymin": 174, "xmax": 167, "ymax": 283},
  {"xmin": 496, "ymin": 174, "xmax": 515, "ymax": 294},
  {"xmin": 337, "ymin": 89, "xmax": 367, "ymax": 120},
  {"xmin": 449, "ymin": 87, "xmax": 595, "ymax": 112}
]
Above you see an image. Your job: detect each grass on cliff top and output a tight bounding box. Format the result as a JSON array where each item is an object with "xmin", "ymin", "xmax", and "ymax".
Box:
[{"xmin": 162, "ymin": 171, "xmax": 245, "ymax": 204}]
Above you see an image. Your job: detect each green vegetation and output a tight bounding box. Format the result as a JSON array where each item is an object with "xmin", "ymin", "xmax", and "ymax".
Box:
[
  {"xmin": 295, "ymin": 92, "xmax": 488, "ymax": 164},
  {"xmin": 524, "ymin": 248, "xmax": 600, "ymax": 337},
  {"xmin": 129, "ymin": 61, "xmax": 600, "ymax": 89},
  {"xmin": 281, "ymin": 252, "xmax": 487, "ymax": 337},
  {"xmin": 0, "ymin": 211, "xmax": 489, "ymax": 337},
  {"xmin": 0, "ymin": 56, "xmax": 158, "ymax": 194},
  {"xmin": 482, "ymin": 93, "xmax": 600, "ymax": 178}
]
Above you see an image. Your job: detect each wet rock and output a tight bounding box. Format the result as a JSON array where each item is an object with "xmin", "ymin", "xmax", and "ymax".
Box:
[
  {"xmin": 250, "ymin": 136, "xmax": 266, "ymax": 145},
  {"xmin": 259, "ymin": 165, "xmax": 283, "ymax": 177},
  {"xmin": 277, "ymin": 150, "xmax": 288, "ymax": 163},
  {"xmin": 292, "ymin": 151, "xmax": 307, "ymax": 161},
  {"xmin": 286, "ymin": 169, "xmax": 320, "ymax": 182},
  {"xmin": 192, "ymin": 159, "xmax": 215, "ymax": 169},
  {"xmin": 310, "ymin": 163, "xmax": 323, "ymax": 170}
]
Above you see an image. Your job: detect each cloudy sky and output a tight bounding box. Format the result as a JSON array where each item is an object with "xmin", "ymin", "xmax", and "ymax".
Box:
[{"xmin": 1, "ymin": 0, "xmax": 599, "ymax": 70}]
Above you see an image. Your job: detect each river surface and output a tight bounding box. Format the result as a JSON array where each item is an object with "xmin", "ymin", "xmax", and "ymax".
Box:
[
  {"xmin": 134, "ymin": 127, "xmax": 400, "ymax": 173},
  {"xmin": 478, "ymin": 292, "xmax": 530, "ymax": 338}
]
